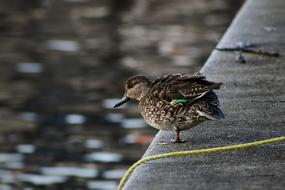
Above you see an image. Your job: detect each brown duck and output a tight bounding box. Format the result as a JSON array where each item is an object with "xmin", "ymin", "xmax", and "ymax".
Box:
[{"xmin": 114, "ymin": 73, "xmax": 224, "ymax": 143}]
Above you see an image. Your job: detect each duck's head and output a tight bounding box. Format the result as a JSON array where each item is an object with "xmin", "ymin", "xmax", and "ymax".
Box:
[{"xmin": 113, "ymin": 75, "xmax": 151, "ymax": 108}]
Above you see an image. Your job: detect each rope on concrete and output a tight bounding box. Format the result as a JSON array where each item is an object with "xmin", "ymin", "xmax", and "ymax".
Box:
[{"xmin": 117, "ymin": 136, "xmax": 285, "ymax": 190}]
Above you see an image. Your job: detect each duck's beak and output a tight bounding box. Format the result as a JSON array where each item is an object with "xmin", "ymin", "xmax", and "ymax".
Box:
[{"xmin": 113, "ymin": 96, "xmax": 131, "ymax": 108}]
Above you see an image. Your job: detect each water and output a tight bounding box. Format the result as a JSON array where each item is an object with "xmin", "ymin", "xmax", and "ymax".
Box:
[{"xmin": 0, "ymin": 0, "xmax": 243, "ymax": 189}]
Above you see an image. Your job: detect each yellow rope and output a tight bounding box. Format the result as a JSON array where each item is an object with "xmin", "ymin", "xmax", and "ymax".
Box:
[{"xmin": 117, "ymin": 136, "xmax": 285, "ymax": 190}]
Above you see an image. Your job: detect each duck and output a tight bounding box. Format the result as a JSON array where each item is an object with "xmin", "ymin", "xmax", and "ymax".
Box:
[{"xmin": 114, "ymin": 73, "xmax": 224, "ymax": 143}]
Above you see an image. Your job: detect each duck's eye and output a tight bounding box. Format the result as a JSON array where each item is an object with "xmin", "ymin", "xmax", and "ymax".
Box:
[
  {"xmin": 127, "ymin": 81, "xmax": 141, "ymax": 89},
  {"xmin": 127, "ymin": 83, "xmax": 135, "ymax": 89}
]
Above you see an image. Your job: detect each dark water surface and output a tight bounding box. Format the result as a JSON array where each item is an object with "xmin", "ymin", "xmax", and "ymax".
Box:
[{"xmin": 0, "ymin": 0, "xmax": 243, "ymax": 189}]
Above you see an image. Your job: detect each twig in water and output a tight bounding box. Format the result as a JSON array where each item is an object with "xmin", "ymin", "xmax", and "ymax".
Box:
[{"xmin": 216, "ymin": 47, "xmax": 279, "ymax": 57}]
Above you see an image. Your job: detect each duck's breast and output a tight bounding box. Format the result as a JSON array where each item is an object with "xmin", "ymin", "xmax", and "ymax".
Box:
[{"xmin": 139, "ymin": 97, "xmax": 174, "ymax": 131}]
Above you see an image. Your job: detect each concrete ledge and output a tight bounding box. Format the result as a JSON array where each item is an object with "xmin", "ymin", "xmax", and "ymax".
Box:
[{"xmin": 123, "ymin": 0, "xmax": 285, "ymax": 189}]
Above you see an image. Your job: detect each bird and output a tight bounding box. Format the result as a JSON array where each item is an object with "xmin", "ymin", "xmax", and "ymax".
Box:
[{"xmin": 113, "ymin": 73, "xmax": 224, "ymax": 143}]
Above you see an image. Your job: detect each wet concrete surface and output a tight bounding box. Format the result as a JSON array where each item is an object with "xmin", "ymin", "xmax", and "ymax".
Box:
[
  {"xmin": 0, "ymin": 0, "xmax": 243, "ymax": 189},
  {"xmin": 124, "ymin": 0, "xmax": 285, "ymax": 189}
]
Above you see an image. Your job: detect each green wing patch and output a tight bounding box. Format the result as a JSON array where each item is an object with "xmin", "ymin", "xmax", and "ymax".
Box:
[{"xmin": 170, "ymin": 99, "xmax": 192, "ymax": 105}]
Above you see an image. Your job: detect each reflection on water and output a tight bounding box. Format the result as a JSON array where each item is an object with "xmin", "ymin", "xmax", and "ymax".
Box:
[
  {"xmin": 85, "ymin": 152, "xmax": 123, "ymax": 163},
  {"xmin": 19, "ymin": 174, "xmax": 66, "ymax": 185},
  {"xmin": 16, "ymin": 63, "xmax": 44, "ymax": 74},
  {"xmin": 85, "ymin": 139, "xmax": 104, "ymax": 149},
  {"xmin": 41, "ymin": 166, "xmax": 99, "ymax": 178},
  {"xmin": 46, "ymin": 40, "xmax": 81, "ymax": 52},
  {"xmin": 65, "ymin": 114, "xmax": 87, "ymax": 125},
  {"xmin": 0, "ymin": 153, "xmax": 23, "ymax": 162},
  {"xmin": 87, "ymin": 181, "xmax": 117, "ymax": 190},
  {"xmin": 16, "ymin": 144, "xmax": 36, "ymax": 154},
  {"xmin": 121, "ymin": 119, "xmax": 146, "ymax": 129},
  {"xmin": 0, "ymin": 0, "xmax": 243, "ymax": 189}
]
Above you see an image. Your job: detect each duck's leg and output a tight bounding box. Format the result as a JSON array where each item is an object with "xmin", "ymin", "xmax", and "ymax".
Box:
[{"xmin": 171, "ymin": 129, "xmax": 185, "ymax": 143}]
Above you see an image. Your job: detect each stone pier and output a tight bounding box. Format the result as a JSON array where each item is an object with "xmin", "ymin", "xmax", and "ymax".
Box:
[{"xmin": 123, "ymin": 0, "xmax": 285, "ymax": 189}]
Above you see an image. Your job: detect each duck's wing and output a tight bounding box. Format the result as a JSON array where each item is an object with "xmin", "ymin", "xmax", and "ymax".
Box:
[{"xmin": 150, "ymin": 73, "xmax": 222, "ymax": 102}]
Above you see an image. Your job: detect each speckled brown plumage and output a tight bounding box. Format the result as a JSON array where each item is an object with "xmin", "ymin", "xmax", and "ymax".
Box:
[{"xmin": 114, "ymin": 73, "xmax": 224, "ymax": 143}]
